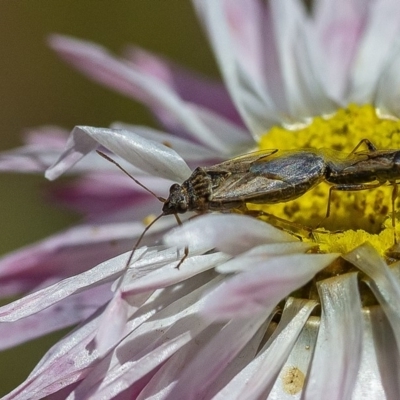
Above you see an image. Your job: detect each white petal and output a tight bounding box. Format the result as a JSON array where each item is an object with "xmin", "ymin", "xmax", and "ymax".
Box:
[
  {"xmin": 165, "ymin": 310, "xmax": 270, "ymax": 399},
  {"xmin": 214, "ymin": 298, "xmax": 317, "ymax": 399},
  {"xmin": 49, "ymin": 35, "xmax": 235, "ymax": 153},
  {"xmin": 94, "ymin": 289, "xmax": 129, "ymax": 357},
  {"xmin": 375, "ymin": 45, "xmax": 400, "ymax": 118},
  {"xmin": 352, "ymin": 307, "xmax": 397, "ymax": 399},
  {"xmin": 268, "ymin": 316, "xmax": 319, "ymax": 400},
  {"xmin": 121, "ymin": 252, "xmax": 229, "ymax": 295},
  {"xmin": 270, "ymin": 0, "xmax": 336, "ymax": 118},
  {"xmin": 69, "ymin": 277, "xmax": 223, "ymax": 399},
  {"xmin": 202, "ymin": 253, "xmax": 338, "ymax": 320},
  {"xmin": 110, "ymin": 122, "xmax": 220, "ymax": 161},
  {"xmin": 0, "ymin": 249, "xmax": 151, "ymax": 322},
  {"xmin": 164, "ymin": 214, "xmax": 295, "ymax": 256},
  {"xmin": 303, "ymin": 273, "xmax": 363, "ymax": 400},
  {"xmin": 193, "ymin": 0, "xmax": 281, "ymax": 137},
  {"xmin": 217, "ymin": 242, "xmax": 315, "ymax": 273},
  {"xmin": 348, "ymin": 0, "xmax": 400, "ymax": 103},
  {"xmin": 343, "ymin": 242, "xmax": 400, "ymax": 349},
  {"xmin": 46, "ymin": 126, "xmax": 191, "ymax": 182}
]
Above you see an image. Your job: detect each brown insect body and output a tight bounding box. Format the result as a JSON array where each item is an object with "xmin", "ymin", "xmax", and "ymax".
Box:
[
  {"xmin": 162, "ymin": 150, "xmax": 328, "ymax": 215},
  {"xmin": 325, "ymin": 146, "xmax": 400, "ymax": 187}
]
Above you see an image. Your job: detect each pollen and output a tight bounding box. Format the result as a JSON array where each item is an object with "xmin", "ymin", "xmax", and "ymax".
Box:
[{"xmin": 256, "ymin": 104, "xmax": 400, "ymax": 257}]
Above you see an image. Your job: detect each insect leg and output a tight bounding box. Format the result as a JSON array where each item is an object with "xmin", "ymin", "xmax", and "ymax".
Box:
[
  {"xmin": 348, "ymin": 139, "xmax": 378, "ymax": 155},
  {"xmin": 391, "ymin": 181, "xmax": 398, "ymax": 243},
  {"xmin": 174, "ymin": 213, "xmax": 188, "ymax": 269}
]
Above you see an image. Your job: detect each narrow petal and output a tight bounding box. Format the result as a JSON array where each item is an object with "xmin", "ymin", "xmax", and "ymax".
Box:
[
  {"xmin": 165, "ymin": 310, "xmax": 270, "ymax": 400},
  {"xmin": 0, "ymin": 219, "xmax": 176, "ymax": 298},
  {"xmin": 270, "ymin": 0, "xmax": 337, "ymax": 118},
  {"xmin": 352, "ymin": 307, "xmax": 398, "ymax": 399},
  {"xmin": 48, "ymin": 35, "xmax": 235, "ymax": 153},
  {"xmin": 109, "ymin": 122, "xmax": 220, "ymax": 162},
  {"xmin": 94, "ymin": 289, "xmax": 129, "ymax": 356},
  {"xmin": 214, "ymin": 298, "xmax": 317, "ymax": 399},
  {"xmin": 69, "ymin": 278, "xmax": 223, "ymax": 399},
  {"xmin": 348, "ymin": 0, "xmax": 400, "ymax": 103},
  {"xmin": 0, "ymin": 249, "xmax": 149, "ymax": 322},
  {"xmin": 45, "ymin": 126, "xmax": 191, "ymax": 182},
  {"xmin": 124, "ymin": 45, "xmax": 245, "ymax": 128},
  {"xmin": 164, "ymin": 214, "xmax": 295, "ymax": 256},
  {"xmin": 268, "ymin": 316, "xmax": 319, "ymax": 399},
  {"xmin": 202, "ymin": 253, "xmax": 338, "ymax": 320},
  {"xmin": 343, "ymin": 242, "xmax": 400, "ymax": 349},
  {"xmin": 121, "ymin": 252, "xmax": 229, "ymax": 295},
  {"xmin": 311, "ymin": 0, "xmax": 368, "ymax": 102},
  {"xmin": 0, "ymin": 284, "xmax": 111, "ymax": 351},
  {"xmin": 193, "ymin": 0, "xmax": 281, "ymax": 137},
  {"xmin": 216, "ymin": 242, "xmax": 315, "ymax": 273},
  {"xmin": 303, "ymin": 273, "xmax": 363, "ymax": 400}
]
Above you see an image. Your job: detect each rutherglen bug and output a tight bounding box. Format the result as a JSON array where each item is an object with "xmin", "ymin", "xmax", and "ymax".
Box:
[
  {"xmin": 323, "ymin": 138, "xmax": 400, "ymax": 239},
  {"xmin": 100, "ymin": 139, "xmax": 400, "ymax": 266},
  {"xmin": 98, "ymin": 148, "xmax": 328, "ymax": 267}
]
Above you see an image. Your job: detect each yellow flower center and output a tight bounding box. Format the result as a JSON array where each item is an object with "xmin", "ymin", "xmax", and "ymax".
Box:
[{"xmin": 254, "ymin": 104, "xmax": 400, "ymax": 258}]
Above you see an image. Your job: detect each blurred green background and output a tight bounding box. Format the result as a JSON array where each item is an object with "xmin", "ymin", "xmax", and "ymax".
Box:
[{"xmin": 0, "ymin": 1, "xmax": 218, "ymax": 395}]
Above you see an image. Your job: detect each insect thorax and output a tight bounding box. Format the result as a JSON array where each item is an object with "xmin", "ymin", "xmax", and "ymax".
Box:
[{"xmin": 162, "ymin": 167, "xmax": 230, "ymax": 214}]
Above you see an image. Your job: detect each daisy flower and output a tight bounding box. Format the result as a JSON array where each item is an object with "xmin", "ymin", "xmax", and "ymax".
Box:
[{"xmin": 1, "ymin": 0, "xmax": 400, "ymax": 398}]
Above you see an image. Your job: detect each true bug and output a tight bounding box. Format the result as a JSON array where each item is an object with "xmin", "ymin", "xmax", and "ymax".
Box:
[
  {"xmin": 98, "ymin": 148, "xmax": 328, "ymax": 267},
  {"xmin": 323, "ymin": 139, "xmax": 400, "ymax": 239}
]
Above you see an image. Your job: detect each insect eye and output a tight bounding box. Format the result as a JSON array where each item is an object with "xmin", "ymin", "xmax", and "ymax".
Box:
[{"xmin": 169, "ymin": 183, "xmax": 180, "ymax": 193}]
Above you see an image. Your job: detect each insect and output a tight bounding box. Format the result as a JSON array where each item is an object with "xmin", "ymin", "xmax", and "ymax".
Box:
[
  {"xmin": 98, "ymin": 148, "xmax": 328, "ymax": 267},
  {"xmin": 323, "ymin": 138, "xmax": 400, "ymax": 239},
  {"xmin": 99, "ymin": 138, "xmax": 400, "ymax": 268}
]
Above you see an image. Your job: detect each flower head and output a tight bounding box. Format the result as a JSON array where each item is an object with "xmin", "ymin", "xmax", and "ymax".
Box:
[{"xmin": 2, "ymin": 1, "xmax": 400, "ymax": 399}]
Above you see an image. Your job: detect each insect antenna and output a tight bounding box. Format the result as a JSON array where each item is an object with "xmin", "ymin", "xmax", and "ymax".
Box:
[
  {"xmin": 96, "ymin": 150, "xmax": 166, "ymax": 202},
  {"xmin": 97, "ymin": 150, "xmax": 189, "ymax": 271}
]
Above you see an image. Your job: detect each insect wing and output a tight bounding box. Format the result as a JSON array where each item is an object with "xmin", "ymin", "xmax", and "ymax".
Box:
[
  {"xmin": 210, "ymin": 150, "xmax": 326, "ymax": 204},
  {"xmin": 206, "ymin": 149, "xmax": 278, "ymax": 173}
]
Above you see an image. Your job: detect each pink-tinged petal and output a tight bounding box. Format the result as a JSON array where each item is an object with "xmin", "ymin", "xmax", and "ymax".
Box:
[
  {"xmin": 348, "ymin": 0, "xmax": 400, "ymax": 103},
  {"xmin": 3, "ymin": 311, "xmax": 103, "ymax": 400},
  {"xmin": 343, "ymin": 243, "xmax": 400, "ymax": 349},
  {"xmin": 48, "ymin": 171, "xmax": 170, "ymax": 219},
  {"xmin": 109, "ymin": 122, "xmax": 221, "ymax": 162},
  {"xmin": 121, "ymin": 252, "xmax": 229, "ymax": 295},
  {"xmin": 311, "ymin": 0, "xmax": 368, "ymax": 102},
  {"xmin": 303, "ymin": 273, "xmax": 363, "ymax": 399},
  {"xmin": 375, "ymin": 50, "xmax": 400, "ymax": 118},
  {"xmin": 217, "ymin": 242, "xmax": 315, "ymax": 273},
  {"xmin": 0, "ymin": 150, "xmax": 57, "ymax": 172},
  {"xmin": 165, "ymin": 309, "xmax": 270, "ymax": 400},
  {"xmin": 268, "ymin": 315, "xmax": 319, "ymax": 399},
  {"xmin": 140, "ymin": 316, "xmax": 267, "ymax": 400},
  {"xmin": 0, "ymin": 219, "xmax": 177, "ymax": 298},
  {"xmin": 214, "ymin": 298, "xmax": 317, "ymax": 399},
  {"xmin": 22, "ymin": 126, "xmax": 69, "ymax": 146},
  {"xmin": 94, "ymin": 289, "xmax": 129, "ymax": 356},
  {"xmin": 202, "ymin": 253, "xmax": 338, "ymax": 320},
  {"xmin": 164, "ymin": 214, "xmax": 295, "ymax": 256},
  {"xmin": 125, "ymin": 46, "xmax": 245, "ymax": 128},
  {"xmin": 48, "ymin": 35, "xmax": 234, "ymax": 153},
  {"xmin": 270, "ymin": 0, "xmax": 337, "ymax": 119},
  {"xmin": 5, "ymin": 273, "xmax": 213, "ymax": 399},
  {"xmin": 45, "ymin": 126, "xmax": 191, "ymax": 182},
  {"xmin": 217, "ymin": 0, "xmax": 289, "ymax": 115},
  {"xmin": 0, "ymin": 283, "xmax": 111, "ymax": 351},
  {"xmin": 352, "ymin": 307, "xmax": 397, "ymax": 399},
  {"xmin": 0, "ymin": 250, "xmax": 135, "ymax": 322},
  {"xmin": 69, "ymin": 278, "xmax": 222, "ymax": 398},
  {"xmin": 194, "ymin": 0, "xmax": 282, "ymax": 138},
  {"xmin": 113, "ymin": 104, "xmax": 251, "ymax": 159}
]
